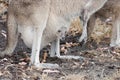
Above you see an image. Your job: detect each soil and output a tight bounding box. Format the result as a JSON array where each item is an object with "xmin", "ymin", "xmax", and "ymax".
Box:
[
  {"xmin": 0, "ymin": 1, "xmax": 119, "ymax": 79},
  {"xmin": 0, "ymin": 18, "xmax": 120, "ymax": 80}
]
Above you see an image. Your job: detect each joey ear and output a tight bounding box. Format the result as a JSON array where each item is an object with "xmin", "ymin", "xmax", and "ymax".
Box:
[{"xmin": 80, "ymin": 9, "xmax": 85, "ymax": 21}]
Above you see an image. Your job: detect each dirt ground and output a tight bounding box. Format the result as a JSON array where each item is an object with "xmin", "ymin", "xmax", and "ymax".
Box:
[
  {"xmin": 0, "ymin": 15, "xmax": 120, "ymax": 80},
  {"xmin": 0, "ymin": 1, "xmax": 119, "ymax": 79}
]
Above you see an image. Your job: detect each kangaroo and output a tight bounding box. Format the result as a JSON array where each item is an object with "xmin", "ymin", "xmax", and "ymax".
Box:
[
  {"xmin": 1, "ymin": 0, "xmax": 58, "ymax": 68},
  {"xmin": 87, "ymin": 0, "xmax": 120, "ymax": 47},
  {"xmin": 79, "ymin": 0, "xmax": 108, "ymax": 43},
  {"xmin": 0, "ymin": 0, "xmax": 108, "ymax": 68}
]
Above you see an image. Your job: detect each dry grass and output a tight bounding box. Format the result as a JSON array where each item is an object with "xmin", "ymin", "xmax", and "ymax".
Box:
[{"xmin": 89, "ymin": 18, "xmax": 112, "ymax": 44}]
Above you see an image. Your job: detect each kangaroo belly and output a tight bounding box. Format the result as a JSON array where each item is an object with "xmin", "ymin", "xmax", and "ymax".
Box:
[
  {"xmin": 18, "ymin": 26, "xmax": 33, "ymax": 48},
  {"xmin": 18, "ymin": 26, "xmax": 57, "ymax": 50}
]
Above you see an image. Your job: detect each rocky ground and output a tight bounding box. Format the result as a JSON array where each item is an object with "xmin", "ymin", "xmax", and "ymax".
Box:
[
  {"xmin": 0, "ymin": 16, "xmax": 120, "ymax": 80},
  {"xmin": 0, "ymin": 1, "xmax": 120, "ymax": 80}
]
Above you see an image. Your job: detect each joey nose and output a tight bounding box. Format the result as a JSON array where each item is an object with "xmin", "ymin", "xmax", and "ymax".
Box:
[{"xmin": 61, "ymin": 37, "xmax": 65, "ymax": 41}]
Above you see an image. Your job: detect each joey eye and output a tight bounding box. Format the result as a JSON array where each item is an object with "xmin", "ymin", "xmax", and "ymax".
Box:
[{"xmin": 58, "ymin": 30, "xmax": 61, "ymax": 33}]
